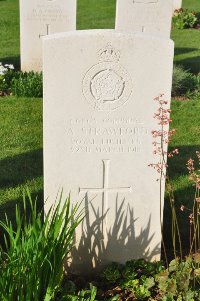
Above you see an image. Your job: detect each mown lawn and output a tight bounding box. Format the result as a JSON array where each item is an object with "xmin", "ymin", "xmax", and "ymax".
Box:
[
  {"xmin": 171, "ymin": 0, "xmax": 200, "ymax": 73},
  {"xmin": 0, "ymin": 0, "xmax": 200, "ymax": 247},
  {"xmin": 0, "ymin": 97, "xmax": 43, "ymax": 219},
  {"xmin": 77, "ymin": 0, "xmax": 116, "ymax": 29},
  {"xmin": 172, "ymin": 29, "xmax": 200, "ymax": 74},
  {"xmin": 183, "ymin": 0, "xmax": 200, "ymax": 11},
  {"xmin": 0, "ymin": 0, "xmax": 20, "ymax": 68}
]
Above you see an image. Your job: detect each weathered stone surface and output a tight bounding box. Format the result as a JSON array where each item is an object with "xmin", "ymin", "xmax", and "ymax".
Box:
[
  {"xmin": 173, "ymin": 0, "xmax": 182, "ymax": 10},
  {"xmin": 116, "ymin": 0, "xmax": 173, "ymax": 38},
  {"xmin": 43, "ymin": 30, "xmax": 174, "ymax": 272},
  {"xmin": 20, "ymin": 0, "xmax": 76, "ymax": 72}
]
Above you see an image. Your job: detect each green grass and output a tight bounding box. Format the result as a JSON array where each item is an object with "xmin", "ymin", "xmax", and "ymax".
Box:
[
  {"xmin": 77, "ymin": 0, "xmax": 116, "ymax": 29},
  {"xmin": 172, "ymin": 29, "xmax": 200, "ymax": 74},
  {"xmin": 0, "ymin": 97, "xmax": 43, "ymax": 219},
  {"xmin": 164, "ymin": 99, "xmax": 200, "ymax": 249},
  {"xmin": 0, "ymin": 0, "xmax": 20, "ymax": 69},
  {"xmin": 183, "ymin": 0, "xmax": 200, "ymax": 11},
  {"xmin": 171, "ymin": 0, "xmax": 200, "ymax": 74},
  {"xmin": 168, "ymin": 100, "xmax": 200, "ymax": 201}
]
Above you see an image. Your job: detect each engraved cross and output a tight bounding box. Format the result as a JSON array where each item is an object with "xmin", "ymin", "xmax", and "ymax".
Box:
[
  {"xmin": 39, "ymin": 24, "xmax": 51, "ymax": 39},
  {"xmin": 79, "ymin": 159, "xmax": 132, "ymax": 203}
]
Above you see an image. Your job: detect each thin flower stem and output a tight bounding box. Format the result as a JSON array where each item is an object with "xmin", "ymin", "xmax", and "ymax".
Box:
[
  {"xmin": 166, "ymin": 177, "xmax": 183, "ymax": 260},
  {"xmin": 174, "ymin": 208, "xmax": 183, "ymax": 260},
  {"xmin": 160, "ymin": 105, "xmax": 168, "ymax": 267},
  {"xmin": 159, "ymin": 174, "xmax": 168, "ymax": 267},
  {"xmin": 190, "ymin": 224, "xmax": 198, "ymax": 256},
  {"xmin": 150, "ymin": 94, "xmax": 182, "ymax": 266}
]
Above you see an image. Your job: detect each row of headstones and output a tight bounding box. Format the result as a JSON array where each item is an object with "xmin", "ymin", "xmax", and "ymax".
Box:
[
  {"xmin": 20, "ymin": 0, "xmax": 182, "ymax": 72},
  {"xmin": 20, "ymin": 0, "xmax": 180, "ymax": 271}
]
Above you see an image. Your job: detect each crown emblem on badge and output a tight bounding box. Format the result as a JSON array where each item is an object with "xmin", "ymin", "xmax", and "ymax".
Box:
[
  {"xmin": 98, "ymin": 44, "xmax": 120, "ymax": 62},
  {"xmin": 82, "ymin": 44, "xmax": 132, "ymax": 111}
]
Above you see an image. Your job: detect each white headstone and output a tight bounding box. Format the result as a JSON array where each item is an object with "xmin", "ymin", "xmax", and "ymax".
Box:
[
  {"xmin": 115, "ymin": 0, "xmax": 173, "ymax": 38},
  {"xmin": 43, "ymin": 30, "xmax": 174, "ymax": 271},
  {"xmin": 173, "ymin": 0, "xmax": 182, "ymax": 10},
  {"xmin": 20, "ymin": 0, "xmax": 76, "ymax": 72}
]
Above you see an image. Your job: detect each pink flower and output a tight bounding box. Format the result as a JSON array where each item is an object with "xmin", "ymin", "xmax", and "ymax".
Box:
[
  {"xmin": 180, "ymin": 205, "xmax": 185, "ymax": 211},
  {"xmin": 189, "ymin": 214, "xmax": 194, "ymax": 224},
  {"xmin": 168, "ymin": 148, "xmax": 179, "ymax": 158}
]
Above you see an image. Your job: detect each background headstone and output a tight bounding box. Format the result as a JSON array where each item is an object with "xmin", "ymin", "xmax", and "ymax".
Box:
[
  {"xmin": 20, "ymin": 0, "xmax": 76, "ymax": 72},
  {"xmin": 173, "ymin": 0, "xmax": 182, "ymax": 10},
  {"xmin": 115, "ymin": 0, "xmax": 173, "ymax": 38},
  {"xmin": 43, "ymin": 30, "xmax": 174, "ymax": 272}
]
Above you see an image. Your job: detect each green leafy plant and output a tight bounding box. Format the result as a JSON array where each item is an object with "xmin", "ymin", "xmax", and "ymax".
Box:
[
  {"xmin": 134, "ymin": 285, "xmax": 151, "ymax": 299},
  {"xmin": 11, "ymin": 71, "xmax": 43, "ymax": 97},
  {"xmin": 0, "ymin": 62, "xmax": 14, "ymax": 96},
  {"xmin": 0, "ymin": 190, "xmax": 83, "ymax": 301},
  {"xmin": 172, "ymin": 65, "xmax": 199, "ymax": 97},
  {"xmin": 173, "ymin": 9, "xmax": 198, "ymax": 29},
  {"xmin": 63, "ymin": 284, "xmax": 98, "ymax": 301},
  {"xmin": 156, "ymin": 257, "xmax": 200, "ymax": 300},
  {"xmin": 123, "ymin": 259, "xmax": 164, "ymax": 278},
  {"xmin": 102, "ymin": 262, "xmax": 122, "ymax": 283},
  {"xmin": 101, "ymin": 257, "xmax": 200, "ymax": 300},
  {"xmin": 0, "ymin": 66, "xmax": 43, "ymax": 98},
  {"xmin": 62, "ymin": 284, "xmax": 119, "ymax": 301},
  {"xmin": 102, "ymin": 259, "xmax": 163, "ymax": 300}
]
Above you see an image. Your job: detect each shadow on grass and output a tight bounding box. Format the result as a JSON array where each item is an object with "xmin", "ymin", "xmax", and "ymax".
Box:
[
  {"xmin": 0, "ymin": 148, "xmax": 43, "ymax": 190},
  {"xmin": 163, "ymin": 144, "xmax": 200, "ymax": 254},
  {"xmin": 174, "ymin": 47, "xmax": 199, "ymax": 56},
  {"xmin": 0, "ymin": 56, "xmax": 20, "ymax": 70},
  {"xmin": 163, "ymin": 186, "xmax": 195, "ymax": 257},
  {"xmin": 175, "ymin": 55, "xmax": 200, "ymax": 74},
  {"xmin": 0, "ymin": 148, "xmax": 43, "ymax": 248},
  {"xmin": 167, "ymin": 144, "xmax": 200, "ymax": 181}
]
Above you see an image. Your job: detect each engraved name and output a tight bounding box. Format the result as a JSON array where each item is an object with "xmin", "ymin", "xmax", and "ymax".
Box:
[
  {"xmin": 26, "ymin": 4, "xmax": 68, "ymax": 22},
  {"xmin": 65, "ymin": 116, "xmax": 149, "ymax": 154}
]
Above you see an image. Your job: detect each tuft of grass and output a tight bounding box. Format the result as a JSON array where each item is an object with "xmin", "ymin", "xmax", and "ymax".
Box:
[
  {"xmin": 172, "ymin": 65, "xmax": 198, "ymax": 96},
  {"xmin": 0, "ymin": 190, "xmax": 83, "ymax": 301},
  {"xmin": 11, "ymin": 71, "xmax": 43, "ymax": 97}
]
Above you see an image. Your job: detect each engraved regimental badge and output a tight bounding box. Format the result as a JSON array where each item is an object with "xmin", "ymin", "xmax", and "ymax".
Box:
[{"xmin": 82, "ymin": 44, "xmax": 132, "ymax": 111}]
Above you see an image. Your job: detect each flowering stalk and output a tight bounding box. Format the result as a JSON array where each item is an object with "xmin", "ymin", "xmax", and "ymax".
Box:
[
  {"xmin": 149, "ymin": 94, "xmax": 182, "ymax": 264},
  {"xmin": 185, "ymin": 152, "xmax": 200, "ymax": 254}
]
